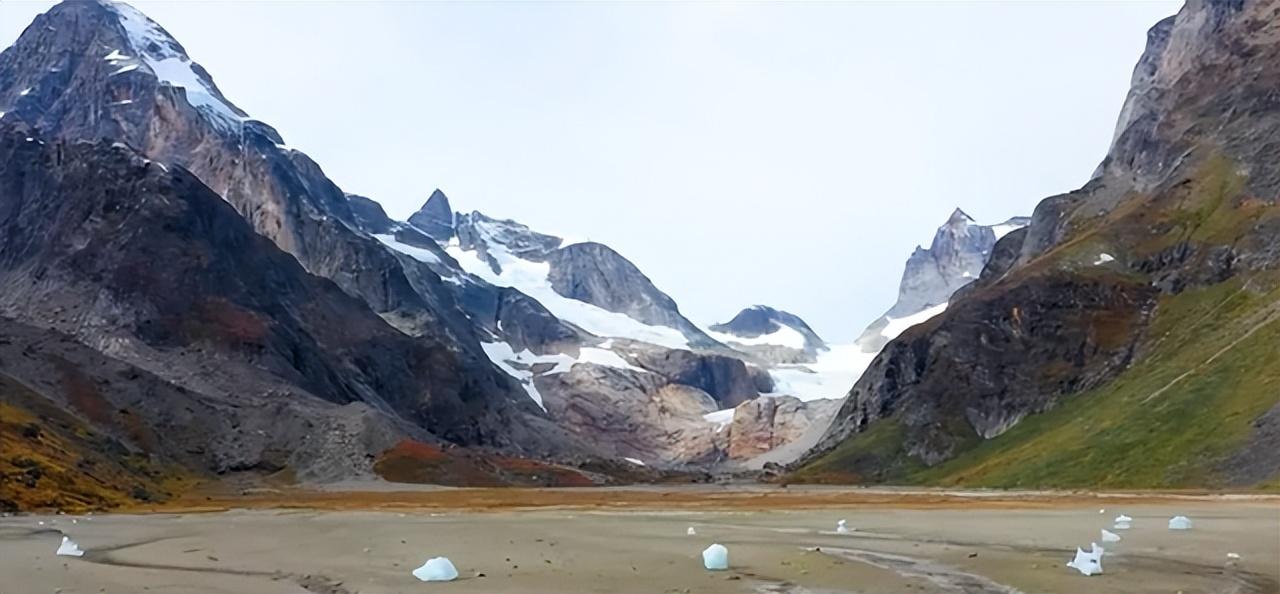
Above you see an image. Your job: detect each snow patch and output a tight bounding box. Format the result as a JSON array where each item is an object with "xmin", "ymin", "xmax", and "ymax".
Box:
[
  {"xmin": 707, "ymin": 324, "xmax": 806, "ymax": 350},
  {"xmin": 111, "ymin": 64, "xmax": 139, "ymax": 76},
  {"xmin": 106, "ymin": 1, "xmax": 244, "ymax": 130},
  {"xmin": 880, "ymin": 302, "xmax": 947, "ymax": 341},
  {"xmin": 373, "ymin": 234, "xmax": 441, "ymax": 265},
  {"xmin": 19, "ymin": 87, "xmax": 32, "ymax": 96},
  {"xmin": 103, "ymin": 49, "xmax": 130, "ymax": 61},
  {"xmin": 577, "ymin": 347, "xmax": 644, "ymax": 372},
  {"xmin": 1094, "ymin": 253, "xmax": 1115, "ymax": 265},
  {"xmin": 623, "ymin": 457, "xmax": 646, "ymax": 466},
  {"xmin": 447, "ymin": 235, "xmax": 689, "ymax": 349},
  {"xmin": 703, "ymin": 408, "xmax": 735, "ymax": 432}
]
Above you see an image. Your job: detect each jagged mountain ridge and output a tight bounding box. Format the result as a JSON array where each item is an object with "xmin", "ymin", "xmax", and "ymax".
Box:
[
  {"xmin": 0, "ymin": 127, "xmax": 591, "ymax": 485},
  {"xmin": 0, "ymin": 0, "xmax": 609, "ymax": 487},
  {"xmin": 0, "ymin": 0, "xmax": 842, "ymax": 474},
  {"xmin": 854, "ymin": 210, "xmax": 1029, "ymax": 354},
  {"xmin": 368, "ymin": 190, "xmax": 843, "ymax": 465},
  {"xmin": 795, "ymin": 0, "xmax": 1280, "ymax": 489}
]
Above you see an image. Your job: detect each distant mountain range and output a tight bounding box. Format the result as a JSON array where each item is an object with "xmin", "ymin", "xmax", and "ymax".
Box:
[{"xmin": 3, "ymin": 0, "xmax": 1268, "ymax": 511}]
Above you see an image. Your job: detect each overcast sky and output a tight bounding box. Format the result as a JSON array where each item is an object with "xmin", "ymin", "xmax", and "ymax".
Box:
[{"xmin": 2, "ymin": 0, "xmax": 1180, "ymax": 341}]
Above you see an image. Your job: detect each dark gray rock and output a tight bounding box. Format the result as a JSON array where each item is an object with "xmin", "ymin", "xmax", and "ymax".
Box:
[
  {"xmin": 854, "ymin": 210, "xmax": 1026, "ymax": 353},
  {"xmin": 346, "ymin": 193, "xmax": 398, "ymax": 234},
  {"xmin": 547, "ymin": 242, "xmax": 720, "ymax": 348},
  {"xmin": 407, "ymin": 189, "xmax": 456, "ymax": 242},
  {"xmin": 628, "ymin": 348, "xmax": 760, "ymax": 408},
  {"xmin": 0, "ymin": 131, "xmax": 583, "ymax": 468},
  {"xmin": 710, "ymin": 305, "xmax": 826, "ymax": 354}
]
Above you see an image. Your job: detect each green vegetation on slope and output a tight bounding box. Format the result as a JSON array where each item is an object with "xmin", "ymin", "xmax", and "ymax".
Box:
[
  {"xmin": 914, "ymin": 277, "xmax": 1280, "ymax": 488},
  {"xmin": 0, "ymin": 374, "xmax": 190, "ymax": 511},
  {"xmin": 795, "ymin": 278, "xmax": 1280, "ymax": 489}
]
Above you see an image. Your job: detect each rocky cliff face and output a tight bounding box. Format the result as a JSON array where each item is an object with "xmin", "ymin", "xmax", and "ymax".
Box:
[
  {"xmin": 0, "ymin": 130, "xmax": 587, "ymax": 481},
  {"xmin": 0, "ymin": 0, "xmax": 608, "ymax": 488},
  {"xmin": 0, "ymin": 0, "xmax": 872, "ymax": 482},
  {"xmin": 854, "ymin": 210, "xmax": 1028, "ymax": 353},
  {"xmin": 797, "ymin": 0, "xmax": 1280, "ymax": 488},
  {"xmin": 408, "ymin": 189, "xmax": 456, "ymax": 242}
]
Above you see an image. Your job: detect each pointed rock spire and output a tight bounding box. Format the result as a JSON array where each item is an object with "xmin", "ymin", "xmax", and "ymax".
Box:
[{"xmin": 408, "ymin": 189, "xmax": 455, "ymax": 242}]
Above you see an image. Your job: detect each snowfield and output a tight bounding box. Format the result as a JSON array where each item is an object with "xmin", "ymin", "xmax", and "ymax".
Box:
[
  {"xmin": 445, "ymin": 225, "xmax": 690, "ymax": 350},
  {"xmin": 706, "ymin": 324, "xmax": 807, "ymax": 349}
]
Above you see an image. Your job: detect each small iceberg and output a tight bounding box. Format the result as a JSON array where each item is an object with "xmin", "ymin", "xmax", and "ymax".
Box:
[
  {"xmin": 1114, "ymin": 514, "xmax": 1132, "ymax": 523},
  {"xmin": 411, "ymin": 557, "xmax": 459, "ymax": 582},
  {"xmin": 1227, "ymin": 552, "xmax": 1241, "ymax": 560},
  {"xmin": 56, "ymin": 536, "xmax": 85, "ymax": 557},
  {"xmin": 1066, "ymin": 542, "xmax": 1104, "ymax": 576},
  {"xmin": 1100, "ymin": 529, "xmax": 1121, "ymax": 543},
  {"xmin": 687, "ymin": 526, "xmax": 697, "ymax": 536},
  {"xmin": 836, "ymin": 519, "xmax": 851, "ymax": 534},
  {"xmin": 1168, "ymin": 516, "xmax": 1192, "ymax": 530},
  {"xmin": 702, "ymin": 544, "xmax": 729, "ymax": 571}
]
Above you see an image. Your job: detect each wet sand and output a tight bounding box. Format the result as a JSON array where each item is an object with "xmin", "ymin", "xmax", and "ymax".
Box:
[{"xmin": 1, "ymin": 488, "xmax": 1276, "ymax": 594}]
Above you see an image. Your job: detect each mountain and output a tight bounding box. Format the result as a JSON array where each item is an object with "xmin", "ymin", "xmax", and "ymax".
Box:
[
  {"xmin": 794, "ymin": 0, "xmax": 1280, "ymax": 489},
  {"xmin": 708, "ymin": 305, "xmax": 827, "ymax": 364},
  {"xmin": 0, "ymin": 0, "xmax": 840, "ymax": 477},
  {"xmin": 0, "ymin": 128, "xmax": 602, "ymax": 498},
  {"xmin": 373, "ymin": 191, "xmax": 849, "ymax": 464},
  {"xmin": 0, "ymin": 0, "xmax": 615, "ymax": 496},
  {"xmin": 854, "ymin": 210, "xmax": 1029, "ymax": 353},
  {"xmin": 409, "ymin": 189, "xmax": 457, "ymax": 242}
]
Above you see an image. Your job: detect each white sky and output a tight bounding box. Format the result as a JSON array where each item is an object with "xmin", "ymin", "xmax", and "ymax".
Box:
[{"xmin": 1, "ymin": 0, "xmax": 1180, "ymax": 341}]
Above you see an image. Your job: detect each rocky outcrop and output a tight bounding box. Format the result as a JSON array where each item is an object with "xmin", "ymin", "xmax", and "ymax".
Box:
[
  {"xmin": 408, "ymin": 189, "xmax": 456, "ymax": 242},
  {"xmin": 627, "ymin": 347, "xmax": 761, "ymax": 408},
  {"xmin": 547, "ymin": 242, "xmax": 720, "ymax": 347},
  {"xmin": 0, "ymin": 131, "xmax": 588, "ymax": 477},
  {"xmin": 855, "ymin": 211, "xmax": 1028, "ymax": 353},
  {"xmin": 535, "ymin": 365, "xmax": 723, "ymax": 464},
  {"xmin": 798, "ymin": 0, "xmax": 1280, "ymax": 486},
  {"xmin": 346, "ymin": 193, "xmax": 398, "ymax": 234},
  {"xmin": 724, "ymin": 396, "xmax": 841, "ymax": 460},
  {"xmin": 0, "ymin": 0, "xmax": 516, "ymax": 419}
]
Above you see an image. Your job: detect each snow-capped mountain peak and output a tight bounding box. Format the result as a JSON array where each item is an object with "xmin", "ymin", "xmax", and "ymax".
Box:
[{"xmin": 100, "ymin": 1, "xmax": 246, "ymax": 130}]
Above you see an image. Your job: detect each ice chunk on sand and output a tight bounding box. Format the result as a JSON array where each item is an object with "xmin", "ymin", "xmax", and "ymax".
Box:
[
  {"xmin": 836, "ymin": 519, "xmax": 851, "ymax": 534},
  {"xmin": 56, "ymin": 536, "xmax": 84, "ymax": 557},
  {"xmin": 702, "ymin": 544, "xmax": 729, "ymax": 570},
  {"xmin": 1168, "ymin": 516, "xmax": 1192, "ymax": 530},
  {"xmin": 412, "ymin": 557, "xmax": 459, "ymax": 582},
  {"xmin": 1101, "ymin": 529, "xmax": 1121, "ymax": 543},
  {"xmin": 1227, "ymin": 552, "xmax": 1240, "ymax": 559},
  {"xmin": 1066, "ymin": 542, "xmax": 1104, "ymax": 576},
  {"xmin": 687, "ymin": 526, "xmax": 697, "ymax": 536},
  {"xmin": 1098, "ymin": 508, "xmax": 1105, "ymax": 514}
]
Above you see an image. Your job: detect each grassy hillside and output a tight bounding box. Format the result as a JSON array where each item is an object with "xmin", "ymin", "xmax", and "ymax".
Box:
[
  {"xmin": 795, "ymin": 277, "xmax": 1280, "ymax": 489},
  {"xmin": 0, "ymin": 374, "xmax": 190, "ymax": 512}
]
